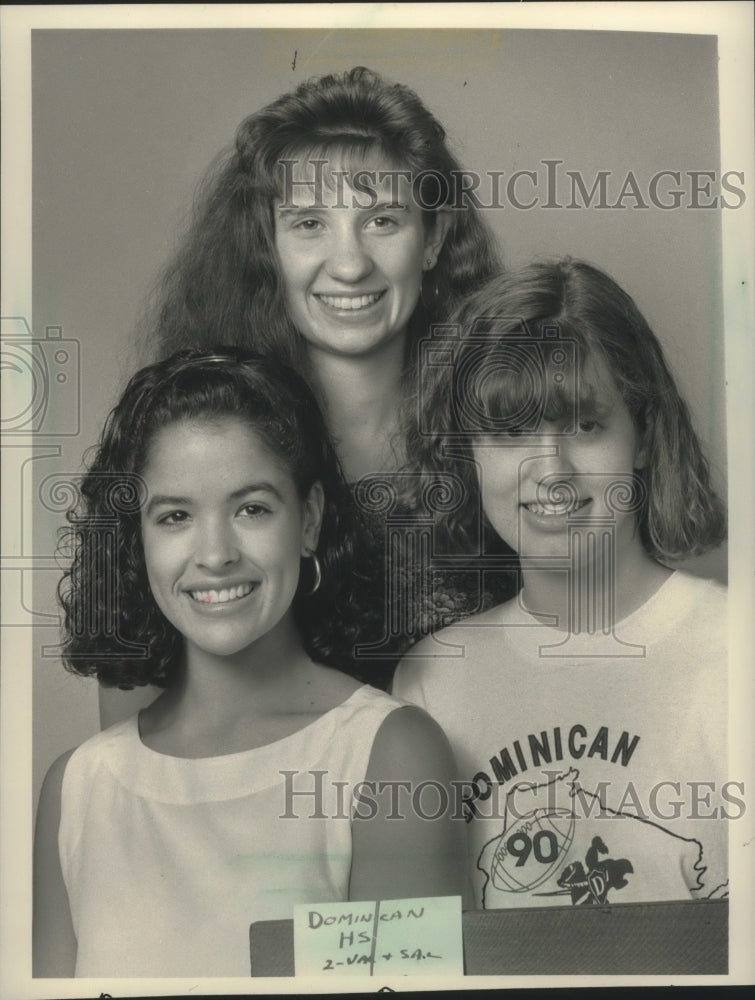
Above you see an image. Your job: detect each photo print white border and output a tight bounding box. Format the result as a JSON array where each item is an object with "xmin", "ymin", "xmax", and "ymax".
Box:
[{"xmin": 2, "ymin": 2, "xmax": 753, "ymax": 996}]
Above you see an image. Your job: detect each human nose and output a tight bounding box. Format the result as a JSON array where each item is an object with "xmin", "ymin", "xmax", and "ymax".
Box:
[
  {"xmin": 323, "ymin": 225, "xmax": 374, "ymax": 283},
  {"xmin": 194, "ymin": 518, "xmax": 240, "ymax": 571},
  {"xmin": 526, "ymin": 432, "xmax": 577, "ymax": 479}
]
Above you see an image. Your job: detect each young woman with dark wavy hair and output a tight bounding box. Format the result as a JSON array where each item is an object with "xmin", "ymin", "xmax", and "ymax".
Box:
[
  {"xmin": 34, "ymin": 350, "xmax": 462, "ymax": 978},
  {"xmin": 141, "ymin": 66, "xmax": 501, "ymax": 482},
  {"xmin": 101, "ymin": 67, "xmax": 507, "ymax": 724}
]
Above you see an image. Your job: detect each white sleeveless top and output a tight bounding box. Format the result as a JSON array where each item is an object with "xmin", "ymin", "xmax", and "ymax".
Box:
[{"xmin": 59, "ymin": 685, "xmax": 404, "ymax": 978}]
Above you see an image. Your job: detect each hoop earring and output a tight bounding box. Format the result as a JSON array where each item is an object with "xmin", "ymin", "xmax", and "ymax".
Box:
[{"xmin": 302, "ymin": 551, "xmax": 322, "ymax": 596}]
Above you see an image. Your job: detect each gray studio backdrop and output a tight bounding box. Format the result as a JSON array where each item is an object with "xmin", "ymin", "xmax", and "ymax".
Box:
[{"xmin": 31, "ymin": 29, "xmax": 726, "ymax": 808}]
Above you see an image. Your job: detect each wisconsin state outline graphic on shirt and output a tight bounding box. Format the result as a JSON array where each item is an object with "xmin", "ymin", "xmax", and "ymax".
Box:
[{"xmin": 476, "ymin": 768, "xmax": 728, "ymax": 908}]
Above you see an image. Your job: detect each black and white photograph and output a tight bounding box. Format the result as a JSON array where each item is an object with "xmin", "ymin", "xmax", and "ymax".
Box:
[{"xmin": 1, "ymin": 2, "xmax": 753, "ymax": 996}]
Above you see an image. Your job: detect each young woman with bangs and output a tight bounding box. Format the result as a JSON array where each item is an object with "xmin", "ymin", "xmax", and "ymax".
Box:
[{"xmin": 394, "ymin": 259, "xmax": 729, "ymax": 910}]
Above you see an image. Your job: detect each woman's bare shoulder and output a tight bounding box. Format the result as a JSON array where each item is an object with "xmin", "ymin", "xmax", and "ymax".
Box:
[
  {"xmin": 302, "ymin": 661, "xmax": 366, "ymax": 707},
  {"xmin": 40, "ymin": 747, "xmax": 77, "ymax": 799}
]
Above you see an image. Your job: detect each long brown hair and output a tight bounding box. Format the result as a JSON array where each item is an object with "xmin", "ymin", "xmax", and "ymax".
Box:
[{"xmin": 140, "ymin": 67, "xmax": 500, "ymax": 392}]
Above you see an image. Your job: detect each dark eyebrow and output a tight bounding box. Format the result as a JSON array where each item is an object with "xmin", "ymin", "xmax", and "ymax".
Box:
[
  {"xmin": 144, "ymin": 494, "xmax": 191, "ymax": 516},
  {"xmin": 275, "ymin": 205, "xmax": 323, "ymax": 216},
  {"xmin": 229, "ymin": 482, "xmax": 285, "ymax": 503},
  {"xmin": 144, "ymin": 483, "xmax": 284, "ymax": 517}
]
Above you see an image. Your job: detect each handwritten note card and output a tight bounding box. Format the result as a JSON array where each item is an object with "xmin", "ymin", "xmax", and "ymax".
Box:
[{"xmin": 293, "ymin": 895, "xmax": 463, "ymax": 976}]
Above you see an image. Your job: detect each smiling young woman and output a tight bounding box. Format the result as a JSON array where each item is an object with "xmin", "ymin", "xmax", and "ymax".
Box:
[
  {"xmin": 139, "ymin": 417, "xmax": 321, "ymax": 668},
  {"xmin": 394, "ymin": 259, "xmax": 729, "ymax": 912},
  {"xmin": 139, "ymin": 67, "xmax": 500, "ymax": 482},
  {"xmin": 271, "ymin": 160, "xmax": 450, "ymax": 479},
  {"xmin": 35, "ymin": 351, "xmax": 465, "ymax": 978},
  {"xmin": 273, "ymin": 161, "xmax": 445, "ymax": 366}
]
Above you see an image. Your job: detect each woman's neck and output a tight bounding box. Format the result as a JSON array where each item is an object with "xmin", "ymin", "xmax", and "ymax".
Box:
[
  {"xmin": 140, "ymin": 615, "xmax": 318, "ymax": 757},
  {"xmin": 307, "ymin": 341, "xmax": 407, "ymax": 481},
  {"xmin": 520, "ymin": 542, "xmax": 673, "ymax": 632}
]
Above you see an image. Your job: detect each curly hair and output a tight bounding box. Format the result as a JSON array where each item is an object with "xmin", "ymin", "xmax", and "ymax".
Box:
[
  {"xmin": 411, "ymin": 258, "xmax": 727, "ymax": 564},
  {"xmin": 58, "ymin": 349, "xmax": 380, "ymax": 689},
  {"xmin": 138, "ymin": 66, "xmax": 500, "ymax": 390}
]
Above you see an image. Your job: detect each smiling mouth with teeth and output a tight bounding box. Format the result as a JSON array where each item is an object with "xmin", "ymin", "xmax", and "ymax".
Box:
[
  {"xmin": 189, "ymin": 582, "xmax": 257, "ymax": 605},
  {"xmin": 522, "ymin": 499, "xmax": 592, "ymax": 517},
  {"xmin": 315, "ymin": 292, "xmax": 384, "ymax": 311}
]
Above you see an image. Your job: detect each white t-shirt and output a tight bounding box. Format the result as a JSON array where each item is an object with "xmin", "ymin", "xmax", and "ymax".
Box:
[
  {"xmin": 59, "ymin": 685, "xmax": 402, "ymax": 977},
  {"xmin": 393, "ymin": 571, "xmax": 732, "ymax": 909}
]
